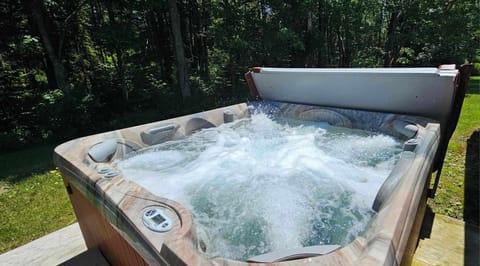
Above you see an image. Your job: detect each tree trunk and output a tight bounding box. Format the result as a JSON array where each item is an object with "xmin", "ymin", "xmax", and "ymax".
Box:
[
  {"xmin": 290, "ymin": 2, "xmax": 307, "ymax": 67},
  {"xmin": 168, "ymin": 0, "xmax": 191, "ymax": 98},
  {"xmin": 384, "ymin": 10, "xmax": 402, "ymax": 66},
  {"xmin": 27, "ymin": 0, "xmax": 70, "ymax": 98},
  {"xmin": 317, "ymin": 0, "xmax": 327, "ymax": 66},
  {"xmin": 106, "ymin": 3, "xmax": 129, "ymax": 104},
  {"xmin": 200, "ymin": 1, "xmax": 209, "ymax": 79}
]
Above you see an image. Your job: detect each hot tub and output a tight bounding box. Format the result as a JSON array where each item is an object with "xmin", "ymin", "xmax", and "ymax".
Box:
[{"xmin": 54, "ymin": 65, "xmax": 472, "ymax": 265}]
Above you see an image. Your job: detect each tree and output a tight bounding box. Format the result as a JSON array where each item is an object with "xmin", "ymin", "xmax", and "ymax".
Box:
[
  {"xmin": 1, "ymin": 0, "xmax": 478, "ymax": 151},
  {"xmin": 25, "ymin": 0, "xmax": 70, "ymax": 98},
  {"xmin": 168, "ymin": 0, "xmax": 191, "ymax": 98}
]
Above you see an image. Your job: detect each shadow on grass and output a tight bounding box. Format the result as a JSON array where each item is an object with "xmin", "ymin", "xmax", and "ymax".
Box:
[
  {"xmin": 466, "ymin": 77, "xmax": 480, "ymax": 95},
  {"xmin": 465, "ymin": 130, "xmax": 479, "ymax": 225},
  {"xmin": 0, "ymin": 144, "xmax": 56, "ymax": 184},
  {"xmin": 464, "ymin": 129, "xmax": 480, "ymax": 266}
]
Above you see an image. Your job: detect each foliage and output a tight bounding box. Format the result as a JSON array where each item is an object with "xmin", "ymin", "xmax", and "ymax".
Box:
[{"xmin": 0, "ymin": 0, "xmax": 478, "ymax": 150}]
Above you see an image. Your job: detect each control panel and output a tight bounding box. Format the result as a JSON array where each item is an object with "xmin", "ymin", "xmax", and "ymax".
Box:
[{"xmin": 142, "ymin": 207, "xmax": 173, "ymax": 232}]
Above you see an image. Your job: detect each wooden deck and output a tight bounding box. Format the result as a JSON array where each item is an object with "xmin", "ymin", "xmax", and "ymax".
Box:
[
  {"xmin": 413, "ymin": 213, "xmax": 480, "ymax": 266},
  {"xmin": 413, "ymin": 130, "xmax": 479, "ymax": 266},
  {"xmin": 0, "ymin": 223, "xmax": 108, "ymax": 266}
]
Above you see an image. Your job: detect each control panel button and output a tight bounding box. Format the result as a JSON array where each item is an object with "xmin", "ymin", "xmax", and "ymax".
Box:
[{"xmin": 145, "ymin": 209, "xmax": 156, "ymax": 217}]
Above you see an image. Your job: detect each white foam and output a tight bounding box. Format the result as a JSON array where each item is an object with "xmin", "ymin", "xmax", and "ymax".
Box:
[{"xmin": 117, "ymin": 113, "xmax": 402, "ymax": 260}]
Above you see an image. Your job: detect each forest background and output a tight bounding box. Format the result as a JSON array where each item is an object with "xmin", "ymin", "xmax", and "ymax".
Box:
[{"xmin": 1, "ymin": 0, "xmax": 479, "ymax": 151}]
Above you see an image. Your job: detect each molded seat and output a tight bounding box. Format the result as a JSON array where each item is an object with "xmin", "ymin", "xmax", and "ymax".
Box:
[{"xmin": 247, "ymin": 245, "xmax": 341, "ymax": 263}]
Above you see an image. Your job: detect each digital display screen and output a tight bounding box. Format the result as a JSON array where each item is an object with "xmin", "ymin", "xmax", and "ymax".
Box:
[{"xmin": 152, "ymin": 214, "xmax": 166, "ymax": 224}]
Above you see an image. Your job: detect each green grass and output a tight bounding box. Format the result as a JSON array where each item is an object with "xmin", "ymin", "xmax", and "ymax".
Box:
[
  {"xmin": 429, "ymin": 76, "xmax": 480, "ymax": 218},
  {"xmin": 0, "ymin": 145, "xmax": 76, "ymax": 253}
]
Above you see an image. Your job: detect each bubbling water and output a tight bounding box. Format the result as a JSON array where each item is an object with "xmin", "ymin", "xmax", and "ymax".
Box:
[{"xmin": 117, "ymin": 113, "xmax": 402, "ymax": 261}]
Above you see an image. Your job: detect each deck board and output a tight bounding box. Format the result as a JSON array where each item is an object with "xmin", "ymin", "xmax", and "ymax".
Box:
[
  {"xmin": 0, "ymin": 223, "xmax": 99, "ymax": 266},
  {"xmin": 412, "ymin": 214, "xmax": 480, "ymax": 266}
]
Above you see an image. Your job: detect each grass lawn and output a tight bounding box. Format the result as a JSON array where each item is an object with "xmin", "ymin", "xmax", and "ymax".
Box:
[
  {"xmin": 429, "ymin": 76, "xmax": 480, "ymax": 218},
  {"xmin": 0, "ymin": 77, "xmax": 478, "ymax": 254},
  {"xmin": 0, "ymin": 145, "xmax": 76, "ymax": 253}
]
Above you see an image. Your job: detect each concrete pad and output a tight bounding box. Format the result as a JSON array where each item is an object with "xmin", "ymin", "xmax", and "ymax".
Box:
[{"xmin": 0, "ymin": 223, "xmax": 87, "ymax": 266}]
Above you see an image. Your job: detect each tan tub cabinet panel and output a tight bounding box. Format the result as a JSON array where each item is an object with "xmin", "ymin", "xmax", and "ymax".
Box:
[{"xmin": 63, "ymin": 177, "xmax": 149, "ymax": 266}]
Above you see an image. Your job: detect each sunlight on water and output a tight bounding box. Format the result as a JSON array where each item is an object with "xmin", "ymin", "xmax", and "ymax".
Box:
[{"xmin": 117, "ymin": 113, "xmax": 402, "ymax": 261}]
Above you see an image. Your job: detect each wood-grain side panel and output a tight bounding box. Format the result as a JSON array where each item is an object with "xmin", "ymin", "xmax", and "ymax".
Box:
[{"xmin": 63, "ymin": 177, "xmax": 148, "ymax": 266}]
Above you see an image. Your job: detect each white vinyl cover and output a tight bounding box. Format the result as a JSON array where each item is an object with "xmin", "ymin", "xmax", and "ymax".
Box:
[{"xmin": 251, "ymin": 67, "xmax": 458, "ymax": 127}]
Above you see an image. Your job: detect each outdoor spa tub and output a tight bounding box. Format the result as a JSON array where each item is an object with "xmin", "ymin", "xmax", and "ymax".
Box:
[{"xmin": 54, "ymin": 65, "xmax": 472, "ymax": 265}]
